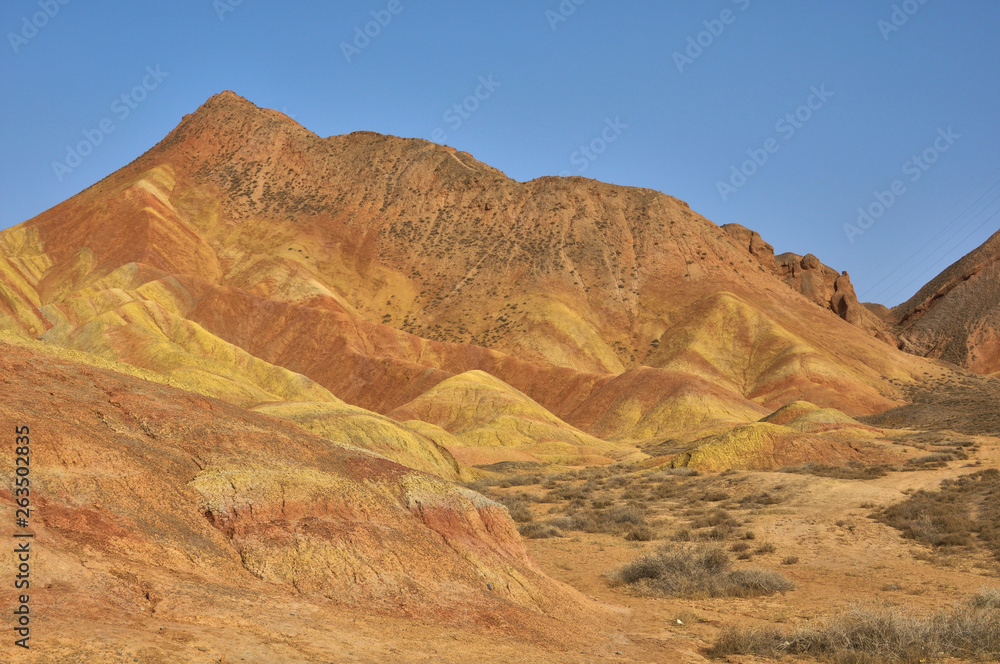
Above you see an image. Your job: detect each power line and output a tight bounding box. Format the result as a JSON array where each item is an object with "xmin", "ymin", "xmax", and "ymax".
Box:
[
  {"xmin": 860, "ymin": 169, "xmax": 1000, "ymax": 302},
  {"xmin": 881, "ymin": 202, "xmax": 1000, "ymax": 307},
  {"xmin": 872, "ymin": 187, "xmax": 1000, "ymax": 304}
]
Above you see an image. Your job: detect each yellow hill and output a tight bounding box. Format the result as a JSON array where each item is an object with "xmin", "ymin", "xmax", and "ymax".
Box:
[
  {"xmin": 252, "ymin": 401, "xmax": 466, "ymax": 481},
  {"xmin": 390, "ymin": 370, "xmax": 641, "ymax": 466},
  {"xmin": 671, "ymin": 421, "xmax": 888, "ymax": 471},
  {"xmin": 647, "ymin": 292, "xmax": 899, "ymax": 414},
  {"xmin": 562, "ymin": 368, "xmax": 768, "ymax": 445}
]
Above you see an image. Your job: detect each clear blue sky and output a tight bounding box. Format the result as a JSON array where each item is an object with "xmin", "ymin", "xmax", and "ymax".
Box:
[{"xmin": 2, "ymin": 0, "xmax": 998, "ymax": 306}]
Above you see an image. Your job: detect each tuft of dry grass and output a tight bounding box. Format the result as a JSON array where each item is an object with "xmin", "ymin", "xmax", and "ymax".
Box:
[
  {"xmin": 517, "ymin": 522, "xmax": 563, "ymax": 539},
  {"xmin": 609, "ymin": 544, "xmax": 794, "ymax": 599},
  {"xmin": 709, "ymin": 589, "xmax": 1000, "ymax": 663},
  {"xmin": 553, "ymin": 503, "xmax": 652, "ymax": 538},
  {"xmin": 624, "ymin": 525, "xmax": 657, "ymax": 541},
  {"xmin": 738, "ymin": 490, "xmax": 783, "ymax": 507}
]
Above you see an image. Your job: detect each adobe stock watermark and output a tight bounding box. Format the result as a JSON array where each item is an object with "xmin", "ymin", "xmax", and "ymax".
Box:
[
  {"xmin": 716, "ymin": 84, "xmax": 834, "ymax": 202},
  {"xmin": 213, "ymin": 0, "xmax": 245, "ymax": 21},
  {"xmin": 341, "ymin": 0, "xmax": 403, "ymax": 63},
  {"xmin": 843, "ymin": 127, "xmax": 959, "ymax": 244},
  {"xmin": 7, "ymin": 0, "xmax": 72, "ymax": 54},
  {"xmin": 546, "ymin": 0, "xmax": 586, "ymax": 31},
  {"xmin": 429, "ymin": 75, "xmax": 501, "ymax": 144},
  {"xmin": 51, "ymin": 66, "xmax": 170, "ymax": 183},
  {"xmin": 558, "ymin": 117, "xmax": 628, "ymax": 176},
  {"xmin": 673, "ymin": 0, "xmax": 751, "ymax": 73},
  {"xmin": 878, "ymin": 0, "xmax": 930, "ymax": 41}
]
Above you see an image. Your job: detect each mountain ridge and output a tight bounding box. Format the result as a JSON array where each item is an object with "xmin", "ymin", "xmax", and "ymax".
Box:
[{"xmin": 0, "ymin": 91, "xmax": 985, "ymax": 456}]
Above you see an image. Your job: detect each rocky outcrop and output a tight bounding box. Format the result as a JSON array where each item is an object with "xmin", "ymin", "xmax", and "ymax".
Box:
[
  {"xmin": 721, "ymin": 223, "xmax": 776, "ymax": 269},
  {"xmin": 773, "ymin": 252, "xmax": 897, "ymax": 344},
  {"xmin": 720, "ymin": 226, "xmax": 896, "ymax": 344}
]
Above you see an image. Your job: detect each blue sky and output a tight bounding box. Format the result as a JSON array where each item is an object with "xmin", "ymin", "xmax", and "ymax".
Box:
[{"xmin": 2, "ymin": 0, "xmax": 998, "ymax": 306}]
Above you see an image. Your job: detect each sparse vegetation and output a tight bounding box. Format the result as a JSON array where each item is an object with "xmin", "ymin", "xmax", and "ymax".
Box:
[
  {"xmin": 563, "ymin": 504, "xmax": 650, "ymax": 535},
  {"xmin": 624, "ymin": 525, "xmax": 657, "ymax": 541},
  {"xmin": 780, "ymin": 461, "xmax": 889, "ymax": 480},
  {"xmin": 875, "ymin": 469, "xmax": 1000, "ymax": 560},
  {"xmin": 861, "ymin": 372, "xmax": 1000, "ymax": 436},
  {"xmin": 710, "ymin": 589, "xmax": 1000, "ymax": 663},
  {"xmin": 609, "ymin": 544, "xmax": 794, "ymax": 598},
  {"xmin": 738, "ymin": 490, "xmax": 783, "ymax": 507},
  {"xmin": 907, "ymin": 452, "xmax": 963, "ymax": 469},
  {"xmin": 517, "ymin": 522, "xmax": 563, "ymax": 539}
]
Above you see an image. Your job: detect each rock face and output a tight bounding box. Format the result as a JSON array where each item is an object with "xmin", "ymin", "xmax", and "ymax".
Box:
[
  {"xmin": 720, "ymin": 223, "xmax": 776, "ymax": 268},
  {"xmin": 0, "ymin": 339, "xmax": 602, "ymax": 661},
  {"xmin": 893, "ymin": 228, "xmax": 1000, "ymax": 374},
  {"xmin": 719, "ymin": 225, "xmax": 897, "ymax": 344}
]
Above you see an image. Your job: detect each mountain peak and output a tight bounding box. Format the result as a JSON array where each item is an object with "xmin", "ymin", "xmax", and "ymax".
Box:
[
  {"xmin": 208, "ymin": 89, "xmax": 247, "ymax": 103},
  {"xmin": 181, "ymin": 89, "xmax": 305, "ymax": 131}
]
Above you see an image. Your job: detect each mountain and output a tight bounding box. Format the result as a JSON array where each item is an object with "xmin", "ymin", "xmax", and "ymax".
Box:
[
  {"xmin": 892, "ymin": 228, "xmax": 1000, "ymax": 375},
  {"xmin": 3, "ymin": 89, "xmax": 999, "ymax": 661},
  {"xmin": 0, "ymin": 92, "xmax": 938, "ymax": 461}
]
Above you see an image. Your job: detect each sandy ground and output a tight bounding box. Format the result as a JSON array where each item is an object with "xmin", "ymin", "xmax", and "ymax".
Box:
[
  {"xmin": 523, "ymin": 436, "xmax": 1000, "ymax": 663},
  {"xmin": 7, "ymin": 439, "xmax": 998, "ymax": 663}
]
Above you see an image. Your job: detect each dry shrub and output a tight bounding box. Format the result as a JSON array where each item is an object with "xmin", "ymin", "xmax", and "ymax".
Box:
[
  {"xmin": 710, "ymin": 590, "xmax": 1000, "ymax": 663},
  {"xmin": 517, "ymin": 522, "xmax": 563, "ymax": 539},
  {"xmin": 651, "ymin": 482, "xmax": 678, "ymax": 499},
  {"xmin": 559, "ymin": 504, "xmax": 649, "ymax": 536},
  {"xmin": 625, "ymin": 525, "xmax": 657, "ymax": 541},
  {"xmin": 906, "ymin": 453, "xmax": 956, "ymax": 469},
  {"xmin": 738, "ymin": 491, "xmax": 783, "ymax": 507},
  {"xmin": 621, "ymin": 486, "xmax": 648, "ymax": 500},
  {"xmin": 494, "ymin": 495, "xmax": 534, "ymax": 523},
  {"xmin": 703, "ymin": 525, "xmax": 733, "ymax": 541},
  {"xmin": 691, "ymin": 508, "xmax": 738, "ymax": 530},
  {"xmin": 547, "ymin": 486, "xmax": 585, "ymax": 501},
  {"xmin": 498, "ymin": 473, "xmax": 542, "ymax": 487},
  {"xmin": 649, "ymin": 467, "xmax": 699, "ymax": 478},
  {"xmin": 609, "ymin": 544, "xmax": 794, "ymax": 599}
]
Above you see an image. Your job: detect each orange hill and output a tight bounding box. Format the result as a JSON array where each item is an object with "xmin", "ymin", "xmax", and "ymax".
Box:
[{"xmin": 0, "ymin": 91, "xmax": 953, "ymax": 466}]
